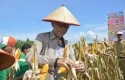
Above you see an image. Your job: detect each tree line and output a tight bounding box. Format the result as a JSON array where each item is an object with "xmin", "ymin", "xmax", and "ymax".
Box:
[{"xmin": 15, "ymin": 38, "xmax": 34, "ymax": 49}]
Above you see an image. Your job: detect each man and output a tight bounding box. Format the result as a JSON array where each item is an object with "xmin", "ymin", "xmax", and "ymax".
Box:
[
  {"xmin": 26, "ymin": 5, "xmax": 84, "ymax": 80},
  {"xmin": 14, "ymin": 44, "xmax": 31, "ymax": 80},
  {"xmin": 114, "ymin": 31, "xmax": 125, "ymax": 79},
  {"xmin": 0, "ymin": 36, "xmax": 16, "ymax": 80}
]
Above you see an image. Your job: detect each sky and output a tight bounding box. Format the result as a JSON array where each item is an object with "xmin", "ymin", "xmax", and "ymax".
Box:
[{"xmin": 0, "ymin": 0, "xmax": 125, "ymax": 44}]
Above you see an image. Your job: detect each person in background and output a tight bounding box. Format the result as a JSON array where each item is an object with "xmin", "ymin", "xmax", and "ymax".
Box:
[
  {"xmin": 14, "ymin": 43, "xmax": 31, "ymax": 80},
  {"xmin": 0, "ymin": 36, "xmax": 16, "ymax": 80},
  {"xmin": 26, "ymin": 5, "xmax": 85, "ymax": 80},
  {"xmin": 114, "ymin": 31, "xmax": 125, "ymax": 80}
]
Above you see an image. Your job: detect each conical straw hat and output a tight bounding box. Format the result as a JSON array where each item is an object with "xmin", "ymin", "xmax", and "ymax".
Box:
[
  {"xmin": 42, "ymin": 5, "xmax": 80, "ymax": 26},
  {"xmin": 0, "ymin": 49, "xmax": 15, "ymax": 70}
]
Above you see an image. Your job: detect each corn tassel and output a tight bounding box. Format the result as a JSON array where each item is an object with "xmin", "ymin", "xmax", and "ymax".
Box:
[
  {"xmin": 58, "ymin": 47, "xmax": 67, "ymax": 73},
  {"xmin": 15, "ymin": 48, "xmax": 21, "ymax": 60},
  {"xmin": 40, "ymin": 64, "xmax": 49, "ymax": 80}
]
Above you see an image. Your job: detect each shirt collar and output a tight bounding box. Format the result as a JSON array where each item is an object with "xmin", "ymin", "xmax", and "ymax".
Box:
[
  {"xmin": 49, "ymin": 30, "xmax": 57, "ymax": 40},
  {"xmin": 117, "ymin": 40, "xmax": 124, "ymax": 43},
  {"xmin": 49, "ymin": 31, "xmax": 65, "ymax": 41}
]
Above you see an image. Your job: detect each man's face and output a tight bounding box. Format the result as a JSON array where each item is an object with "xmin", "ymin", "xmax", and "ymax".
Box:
[
  {"xmin": 117, "ymin": 34, "xmax": 123, "ymax": 40},
  {"xmin": 23, "ymin": 48, "xmax": 31, "ymax": 55},
  {"xmin": 2, "ymin": 45, "xmax": 14, "ymax": 54},
  {"xmin": 52, "ymin": 22, "xmax": 70, "ymax": 38}
]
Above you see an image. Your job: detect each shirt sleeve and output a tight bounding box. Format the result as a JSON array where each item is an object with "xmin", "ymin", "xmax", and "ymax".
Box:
[{"xmin": 26, "ymin": 34, "xmax": 56, "ymax": 70}]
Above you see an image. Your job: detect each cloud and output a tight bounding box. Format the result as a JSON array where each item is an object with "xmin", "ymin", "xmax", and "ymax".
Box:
[
  {"xmin": 86, "ymin": 31, "xmax": 96, "ymax": 39},
  {"xmin": 79, "ymin": 31, "xmax": 96, "ymax": 42}
]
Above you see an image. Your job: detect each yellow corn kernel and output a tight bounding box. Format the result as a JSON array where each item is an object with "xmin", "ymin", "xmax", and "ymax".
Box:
[
  {"xmin": 91, "ymin": 44, "xmax": 95, "ymax": 54},
  {"xmin": 63, "ymin": 47, "xmax": 67, "ymax": 58},
  {"xmin": 102, "ymin": 42, "xmax": 106, "ymax": 50},
  {"xmin": 95, "ymin": 43, "xmax": 99, "ymax": 52},
  {"xmin": 31, "ymin": 56, "xmax": 34, "ymax": 63},
  {"xmin": 58, "ymin": 46, "xmax": 68, "ymax": 73},
  {"xmin": 58, "ymin": 67, "xmax": 67, "ymax": 73},
  {"xmin": 40, "ymin": 64, "xmax": 49, "ymax": 80},
  {"xmin": 15, "ymin": 48, "xmax": 21, "ymax": 60}
]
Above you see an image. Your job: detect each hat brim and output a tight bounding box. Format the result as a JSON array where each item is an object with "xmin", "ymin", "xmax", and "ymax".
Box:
[
  {"xmin": 117, "ymin": 34, "xmax": 123, "ymax": 35},
  {"xmin": 42, "ymin": 19, "xmax": 80, "ymax": 26},
  {"xmin": 0, "ymin": 49, "xmax": 15, "ymax": 70}
]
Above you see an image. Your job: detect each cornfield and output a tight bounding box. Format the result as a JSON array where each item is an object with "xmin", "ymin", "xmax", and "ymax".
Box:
[
  {"xmin": 8, "ymin": 36, "xmax": 124, "ymax": 80},
  {"xmin": 68, "ymin": 36, "xmax": 124, "ymax": 80}
]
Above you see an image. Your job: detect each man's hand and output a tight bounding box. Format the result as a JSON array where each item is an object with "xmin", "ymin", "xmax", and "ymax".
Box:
[
  {"xmin": 74, "ymin": 61, "xmax": 85, "ymax": 73},
  {"xmin": 57, "ymin": 57, "xmax": 75, "ymax": 70}
]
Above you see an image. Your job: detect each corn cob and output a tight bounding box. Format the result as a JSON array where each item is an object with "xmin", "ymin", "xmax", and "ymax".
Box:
[
  {"xmin": 102, "ymin": 42, "xmax": 106, "ymax": 50},
  {"xmin": 40, "ymin": 64, "xmax": 49, "ymax": 80},
  {"xmin": 58, "ymin": 47, "xmax": 67, "ymax": 73},
  {"xmin": 63, "ymin": 47, "xmax": 68, "ymax": 58},
  {"xmin": 31, "ymin": 43, "xmax": 39, "ymax": 80},
  {"xmin": 82, "ymin": 37, "xmax": 87, "ymax": 54},
  {"xmin": 91, "ymin": 43, "xmax": 95, "ymax": 54},
  {"xmin": 82, "ymin": 47, "xmax": 86, "ymax": 54},
  {"xmin": 95, "ymin": 43, "xmax": 99, "ymax": 53},
  {"xmin": 58, "ymin": 67, "xmax": 67, "ymax": 74},
  {"xmin": 78, "ymin": 41, "xmax": 82, "ymax": 61},
  {"xmin": 31, "ymin": 56, "xmax": 35, "ymax": 63},
  {"xmin": 15, "ymin": 48, "xmax": 21, "ymax": 60}
]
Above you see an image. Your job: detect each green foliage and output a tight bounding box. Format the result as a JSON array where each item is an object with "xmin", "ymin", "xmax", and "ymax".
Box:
[
  {"xmin": 88, "ymin": 43, "xmax": 92, "ymax": 46},
  {"xmin": 15, "ymin": 38, "xmax": 34, "ymax": 49}
]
